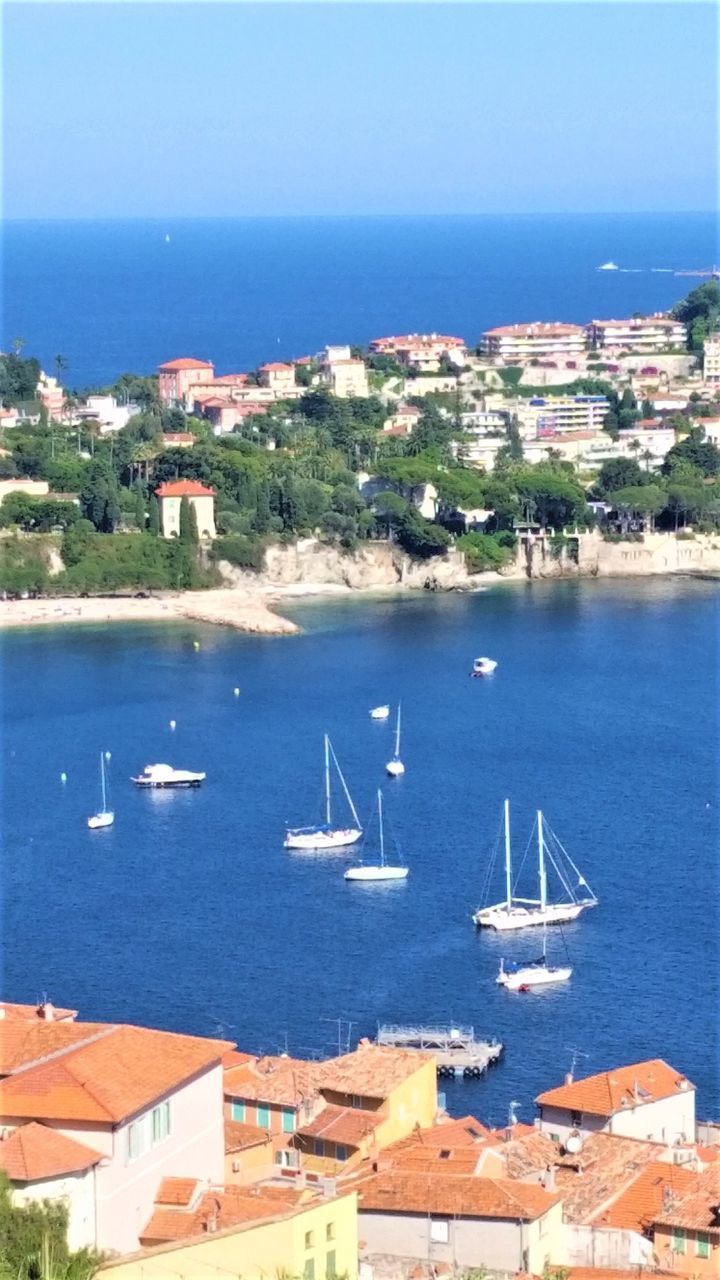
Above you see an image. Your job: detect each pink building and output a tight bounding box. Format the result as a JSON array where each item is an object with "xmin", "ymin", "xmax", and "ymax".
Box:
[{"xmin": 158, "ymin": 358, "xmax": 215, "ymax": 406}]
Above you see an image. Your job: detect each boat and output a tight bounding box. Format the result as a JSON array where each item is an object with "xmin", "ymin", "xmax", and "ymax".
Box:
[
  {"xmin": 131, "ymin": 763, "xmax": 205, "ymax": 788},
  {"xmin": 87, "ymin": 752, "xmax": 114, "ymax": 829},
  {"xmin": 370, "ymin": 705, "xmax": 390, "ymax": 720},
  {"xmin": 598, "ymin": 261, "xmax": 619, "ymax": 270},
  {"xmin": 473, "ymin": 801, "xmax": 597, "ymax": 931},
  {"xmin": 386, "ymin": 703, "xmax": 405, "ymax": 777},
  {"xmin": 345, "ymin": 790, "xmax": 408, "ymax": 881},
  {"xmin": 284, "ymin": 735, "xmax": 362, "ymax": 850},
  {"xmin": 497, "ymin": 925, "xmax": 572, "ymax": 990},
  {"xmin": 471, "ymin": 657, "xmax": 497, "ymax": 677}
]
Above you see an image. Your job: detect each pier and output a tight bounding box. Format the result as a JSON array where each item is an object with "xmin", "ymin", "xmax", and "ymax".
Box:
[{"xmin": 377, "ymin": 1024, "xmax": 504, "ymax": 1079}]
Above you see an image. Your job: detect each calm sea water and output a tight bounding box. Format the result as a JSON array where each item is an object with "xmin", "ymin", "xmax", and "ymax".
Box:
[
  {"xmin": 2, "ymin": 213, "xmax": 718, "ymax": 387},
  {"xmin": 2, "ymin": 580, "xmax": 718, "ymax": 1125}
]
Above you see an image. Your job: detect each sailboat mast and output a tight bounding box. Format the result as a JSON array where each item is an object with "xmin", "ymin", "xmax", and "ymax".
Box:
[
  {"xmin": 324, "ymin": 735, "xmax": 331, "ymax": 826},
  {"xmin": 395, "ymin": 703, "xmax": 401, "ymax": 758},
  {"xmin": 538, "ymin": 810, "xmax": 547, "ymax": 911},
  {"xmin": 378, "ymin": 790, "xmax": 385, "ymax": 866},
  {"xmin": 100, "ymin": 752, "xmax": 106, "ymax": 811},
  {"xmin": 504, "ymin": 799, "xmax": 512, "ymax": 911}
]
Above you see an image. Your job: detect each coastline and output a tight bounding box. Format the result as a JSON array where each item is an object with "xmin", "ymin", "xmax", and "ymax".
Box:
[{"xmin": 0, "ymin": 589, "xmax": 301, "ymax": 636}]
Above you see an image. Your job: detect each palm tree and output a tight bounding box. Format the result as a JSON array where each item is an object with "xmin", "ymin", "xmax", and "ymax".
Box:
[
  {"xmin": 10, "ymin": 336, "xmax": 26, "ymax": 357},
  {"xmin": 55, "ymin": 354, "xmax": 68, "ymax": 385},
  {"xmin": 641, "ymin": 448, "xmax": 654, "ymax": 473}
]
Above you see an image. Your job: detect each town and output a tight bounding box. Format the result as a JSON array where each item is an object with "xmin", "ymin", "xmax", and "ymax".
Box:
[{"xmin": 0, "ymin": 995, "xmax": 717, "ymax": 1280}]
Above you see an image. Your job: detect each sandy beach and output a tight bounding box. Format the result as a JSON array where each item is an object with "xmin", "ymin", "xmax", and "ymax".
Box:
[{"xmin": 0, "ymin": 589, "xmax": 300, "ymax": 636}]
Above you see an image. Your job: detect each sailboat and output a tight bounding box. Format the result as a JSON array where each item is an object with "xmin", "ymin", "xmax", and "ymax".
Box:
[
  {"xmin": 497, "ymin": 924, "xmax": 572, "ymax": 990},
  {"xmin": 284, "ymin": 735, "xmax": 362, "ymax": 850},
  {"xmin": 345, "ymin": 790, "xmax": 408, "ymax": 881},
  {"xmin": 87, "ymin": 752, "xmax": 114, "ymax": 830},
  {"xmin": 473, "ymin": 802, "xmax": 597, "ymax": 931},
  {"xmin": 386, "ymin": 703, "xmax": 405, "ymax": 777},
  {"xmin": 370, "ymin": 705, "xmax": 390, "ymax": 720}
]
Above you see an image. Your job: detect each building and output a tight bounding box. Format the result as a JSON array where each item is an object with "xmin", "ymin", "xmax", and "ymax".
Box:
[
  {"xmin": 157, "ymin": 358, "xmax": 215, "ymax": 406},
  {"xmin": 98, "ymin": 1184, "xmax": 358, "ymax": 1280},
  {"xmin": 382, "ymin": 406, "xmax": 422, "ymax": 436},
  {"xmin": 704, "ymin": 335, "xmax": 720, "ymax": 384},
  {"xmin": 76, "ymin": 396, "xmax": 136, "ymax": 435},
  {"xmin": 516, "ymin": 395, "xmax": 610, "ymax": 437},
  {"xmin": 160, "ymin": 432, "xmax": 196, "ymax": 449},
  {"xmin": 587, "ymin": 315, "xmax": 687, "ymax": 353},
  {"xmin": 536, "ymin": 1060, "xmax": 696, "ymax": 1145},
  {"xmin": 370, "ymin": 334, "xmax": 466, "ymax": 368},
  {"xmin": 653, "ymin": 1165, "xmax": 720, "ymax": 1274},
  {"xmin": 0, "ymin": 479, "xmax": 50, "ymax": 506},
  {"xmin": 320, "ymin": 348, "xmax": 369, "ymax": 399},
  {"xmin": 36, "ymin": 373, "xmax": 65, "ymax": 419},
  {"xmin": 480, "ymin": 323, "xmax": 586, "ymax": 363},
  {"xmin": 154, "ymin": 479, "xmax": 216, "ymax": 539},
  {"xmin": 258, "ymin": 362, "xmax": 296, "ymax": 395},
  {"xmin": 0, "ymin": 1005, "xmax": 232, "ymax": 1255}
]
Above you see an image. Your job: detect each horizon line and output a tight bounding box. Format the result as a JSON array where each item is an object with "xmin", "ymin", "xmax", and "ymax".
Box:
[{"xmin": 4, "ymin": 209, "xmax": 717, "ymax": 224}]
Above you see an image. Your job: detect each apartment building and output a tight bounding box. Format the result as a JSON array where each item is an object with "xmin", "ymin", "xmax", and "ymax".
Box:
[
  {"xmin": 157, "ymin": 357, "xmax": 215, "ymax": 405},
  {"xmin": 516, "ymin": 394, "xmax": 610, "ymax": 436},
  {"xmin": 703, "ymin": 335, "xmax": 720, "ymax": 383},
  {"xmin": 480, "ymin": 322, "xmax": 586, "ymax": 363},
  {"xmin": 258, "ymin": 362, "xmax": 297, "ymax": 394},
  {"xmin": 587, "ymin": 314, "xmax": 687, "ymax": 352},
  {"xmin": 320, "ymin": 347, "xmax": 369, "ymax": 398}
]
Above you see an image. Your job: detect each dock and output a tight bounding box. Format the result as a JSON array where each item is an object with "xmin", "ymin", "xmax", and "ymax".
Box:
[{"xmin": 377, "ymin": 1024, "xmax": 504, "ymax": 1079}]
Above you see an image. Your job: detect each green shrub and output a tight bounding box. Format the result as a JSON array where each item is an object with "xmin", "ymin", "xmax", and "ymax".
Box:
[
  {"xmin": 457, "ymin": 531, "xmax": 513, "ymax": 573},
  {"xmin": 212, "ymin": 534, "xmax": 266, "ymax": 571}
]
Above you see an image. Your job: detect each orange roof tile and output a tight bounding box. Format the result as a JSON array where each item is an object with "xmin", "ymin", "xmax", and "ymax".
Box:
[
  {"xmin": 0, "ymin": 1002, "xmax": 77, "ymax": 1023},
  {"xmin": 297, "ymin": 1103, "xmax": 383, "ymax": 1148},
  {"xmin": 316, "ymin": 1042, "xmax": 434, "ymax": 1099},
  {"xmin": 155, "ymin": 1177, "xmax": 200, "ymax": 1207},
  {"xmin": 358, "ymin": 1171, "xmax": 561, "ymax": 1220},
  {"xmin": 158, "ymin": 358, "xmax": 214, "ymax": 371},
  {"xmin": 536, "ymin": 1060, "xmax": 693, "ymax": 1117},
  {"xmin": 653, "ymin": 1165, "xmax": 720, "ymax": 1233},
  {"xmin": 0, "ymin": 1024, "xmax": 232, "ymax": 1124},
  {"xmin": 141, "ymin": 1183, "xmax": 312, "ymax": 1246},
  {"xmin": 483, "ymin": 323, "xmax": 585, "ymax": 339},
  {"xmin": 569, "ymin": 1270, "xmax": 675, "ymax": 1280},
  {"xmin": 224, "ymin": 1055, "xmax": 323, "ymax": 1107},
  {"xmin": 0, "ymin": 1020, "xmax": 111, "ymax": 1076},
  {"xmin": 224, "ymin": 1120, "xmax": 272, "ymax": 1153},
  {"xmin": 259, "ymin": 362, "xmax": 294, "ymax": 373},
  {"xmin": 154, "ymin": 480, "xmax": 216, "ymax": 498},
  {"xmin": 0, "ymin": 1122, "xmax": 102, "ymax": 1182},
  {"xmin": 552, "ymin": 1134, "xmax": 667, "ymax": 1225},
  {"xmin": 593, "ymin": 1161, "xmax": 697, "ymax": 1232}
]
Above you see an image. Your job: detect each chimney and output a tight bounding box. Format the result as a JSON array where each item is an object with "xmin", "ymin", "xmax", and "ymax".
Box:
[
  {"xmin": 542, "ymin": 1165, "xmax": 556, "ymax": 1193},
  {"xmin": 564, "ymin": 1072, "xmax": 573, "ymax": 1086},
  {"xmin": 37, "ymin": 1001, "xmax": 54, "ymax": 1022}
]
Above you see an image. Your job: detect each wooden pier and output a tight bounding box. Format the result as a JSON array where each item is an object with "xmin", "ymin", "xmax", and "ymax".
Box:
[{"xmin": 377, "ymin": 1024, "xmax": 504, "ymax": 1079}]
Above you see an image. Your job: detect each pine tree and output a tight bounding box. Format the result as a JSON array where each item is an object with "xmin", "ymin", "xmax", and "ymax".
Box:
[
  {"xmin": 149, "ymin": 494, "xmax": 161, "ymax": 536},
  {"xmin": 133, "ymin": 483, "xmax": 146, "ymax": 531},
  {"xmin": 179, "ymin": 497, "xmax": 192, "ymax": 542},
  {"xmin": 254, "ymin": 483, "xmax": 271, "ymax": 533}
]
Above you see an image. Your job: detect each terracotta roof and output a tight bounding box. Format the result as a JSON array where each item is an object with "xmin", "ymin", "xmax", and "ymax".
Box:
[
  {"xmin": 536, "ymin": 1060, "xmax": 693, "ymax": 1117},
  {"xmin": 486, "ymin": 1126, "xmax": 559, "ymax": 1178},
  {"xmin": 370, "ymin": 334, "xmax": 465, "ymax": 350},
  {"xmin": 0, "ymin": 1024, "xmax": 232, "ymax": 1124},
  {"xmin": 154, "ymin": 480, "xmax": 216, "ymax": 498},
  {"xmin": 161, "ymin": 432, "xmax": 195, "ymax": 443},
  {"xmin": 551, "ymin": 1134, "xmax": 668, "ymax": 1225},
  {"xmin": 0, "ymin": 1020, "xmax": 111, "ymax": 1076},
  {"xmin": 158, "ymin": 358, "xmax": 214, "ymax": 371},
  {"xmin": 382, "ymin": 424, "xmax": 414, "ymax": 437},
  {"xmin": 224, "ymin": 1120, "xmax": 272, "ymax": 1153},
  {"xmin": 653, "ymin": 1165, "xmax": 720, "ymax": 1233},
  {"xmin": 0, "ymin": 1002, "xmax": 77, "ymax": 1024},
  {"xmin": 141, "ymin": 1183, "xmax": 311, "ymax": 1246},
  {"xmin": 593, "ymin": 1161, "xmax": 697, "ymax": 1232},
  {"xmin": 358, "ymin": 1171, "xmax": 561, "ymax": 1220},
  {"xmin": 483, "ymin": 323, "xmax": 585, "ymax": 339},
  {"xmin": 259, "ymin": 362, "xmax": 293, "ymax": 373},
  {"xmin": 224, "ymin": 1055, "xmax": 323, "ymax": 1107},
  {"xmin": 297, "ymin": 1103, "xmax": 383, "ymax": 1148},
  {"xmin": 155, "ymin": 1177, "xmax": 199, "ymax": 1207},
  {"xmin": 0, "ymin": 1122, "xmax": 102, "ymax": 1182},
  {"xmin": 316, "ymin": 1042, "xmax": 434, "ymax": 1099}
]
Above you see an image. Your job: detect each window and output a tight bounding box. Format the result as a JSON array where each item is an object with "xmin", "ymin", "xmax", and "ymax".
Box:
[
  {"xmin": 326, "ymin": 1251, "xmax": 336, "ymax": 1278},
  {"xmin": 304, "ymin": 1261, "xmax": 315, "ymax": 1280},
  {"xmin": 282, "ymin": 1108, "xmax": 295, "ymax": 1134},
  {"xmin": 326, "ymin": 1223, "xmax": 335, "ymax": 1243},
  {"xmin": 314, "ymin": 1139, "xmax": 325, "ymax": 1158},
  {"xmin": 305, "ymin": 1231, "xmax": 315, "ymax": 1250},
  {"xmin": 231, "ymin": 1100, "xmax": 246, "ymax": 1123},
  {"xmin": 126, "ymin": 1115, "xmax": 150, "ymax": 1163},
  {"xmin": 152, "ymin": 1101, "xmax": 171, "ymax": 1144},
  {"xmin": 335, "ymin": 1145, "xmax": 348, "ymax": 1163},
  {"xmin": 570, "ymin": 1110, "xmax": 582, "ymax": 1127},
  {"xmin": 673, "ymin": 1230, "xmax": 687, "ymax": 1255},
  {"xmin": 696, "ymin": 1233, "xmax": 710, "ymax": 1259},
  {"xmin": 351, "ymin": 1095, "xmax": 363, "ymax": 1109},
  {"xmin": 430, "ymin": 1219, "xmax": 450, "ymax": 1244},
  {"xmin": 257, "ymin": 1105, "xmax": 271, "ymax": 1129}
]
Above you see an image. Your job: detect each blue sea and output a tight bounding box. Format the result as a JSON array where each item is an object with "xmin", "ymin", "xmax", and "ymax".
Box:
[
  {"xmin": 2, "ymin": 580, "xmax": 718, "ymax": 1125},
  {"xmin": 2, "ymin": 212, "xmax": 718, "ymax": 387}
]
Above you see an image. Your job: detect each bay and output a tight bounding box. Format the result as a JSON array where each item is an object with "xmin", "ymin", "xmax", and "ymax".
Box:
[
  {"xmin": 2, "ymin": 578, "xmax": 717, "ymax": 1125},
  {"xmin": 2, "ymin": 212, "xmax": 718, "ymax": 387}
]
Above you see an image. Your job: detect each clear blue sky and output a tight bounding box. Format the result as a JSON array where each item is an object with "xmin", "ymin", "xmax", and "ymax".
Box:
[{"xmin": 4, "ymin": 1, "xmax": 717, "ymax": 218}]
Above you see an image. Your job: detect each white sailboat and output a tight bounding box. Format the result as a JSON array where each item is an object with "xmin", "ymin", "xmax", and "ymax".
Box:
[
  {"xmin": 386, "ymin": 703, "xmax": 405, "ymax": 777},
  {"xmin": 88, "ymin": 752, "xmax": 114, "ymax": 830},
  {"xmin": 370, "ymin": 705, "xmax": 390, "ymax": 720},
  {"xmin": 473, "ymin": 802, "xmax": 597, "ymax": 930},
  {"xmin": 285, "ymin": 735, "xmax": 362, "ymax": 850},
  {"xmin": 345, "ymin": 789, "xmax": 408, "ymax": 881},
  {"xmin": 497, "ymin": 923, "xmax": 572, "ymax": 990}
]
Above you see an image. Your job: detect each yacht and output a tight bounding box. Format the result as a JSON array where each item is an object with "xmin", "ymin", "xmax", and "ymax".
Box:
[
  {"xmin": 131, "ymin": 763, "xmax": 206, "ymax": 788},
  {"xmin": 284, "ymin": 735, "xmax": 362, "ymax": 850},
  {"xmin": 385, "ymin": 703, "xmax": 405, "ymax": 777},
  {"xmin": 471, "ymin": 657, "xmax": 497, "ymax": 677},
  {"xmin": 88, "ymin": 752, "xmax": 114, "ymax": 829},
  {"xmin": 598, "ymin": 261, "xmax": 619, "ymax": 270},
  {"xmin": 370, "ymin": 706, "xmax": 390, "ymax": 720},
  {"xmin": 345, "ymin": 790, "xmax": 408, "ymax": 882}
]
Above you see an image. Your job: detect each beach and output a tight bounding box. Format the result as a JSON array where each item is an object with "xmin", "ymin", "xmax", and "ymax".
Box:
[{"xmin": 0, "ymin": 588, "xmax": 300, "ymax": 636}]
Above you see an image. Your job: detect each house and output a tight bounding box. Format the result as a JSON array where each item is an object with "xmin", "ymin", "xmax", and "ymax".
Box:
[
  {"xmin": 0, "ymin": 1009, "xmax": 232, "ymax": 1255},
  {"xmin": 36, "ymin": 372, "xmax": 65, "ymax": 418},
  {"xmin": 480, "ymin": 323, "xmax": 586, "ymax": 363},
  {"xmin": 536, "ymin": 1059, "xmax": 696, "ymax": 1145},
  {"xmin": 703, "ymin": 335, "xmax": 720, "ymax": 384},
  {"xmin": 98, "ymin": 1183, "xmax": 358, "ymax": 1280},
  {"xmin": 258, "ymin": 362, "xmax": 296, "ymax": 395},
  {"xmin": 515, "ymin": 395, "xmax": 610, "ymax": 436},
  {"xmin": 160, "ymin": 432, "xmax": 195, "ymax": 449},
  {"xmin": 321, "ymin": 355, "xmax": 369, "ymax": 399},
  {"xmin": 157, "ymin": 358, "xmax": 215, "ymax": 406},
  {"xmin": 0, "ymin": 479, "xmax": 50, "ymax": 506},
  {"xmin": 370, "ymin": 334, "xmax": 466, "ymax": 367},
  {"xmin": 587, "ymin": 315, "xmax": 687, "ymax": 352},
  {"xmin": 223, "ymin": 1053, "xmax": 323, "ymax": 1178},
  {"xmin": 154, "ymin": 479, "xmax": 216, "ymax": 539},
  {"xmin": 356, "ymin": 1169, "xmax": 564, "ymax": 1274},
  {"xmin": 77, "ymin": 396, "xmax": 135, "ymax": 434},
  {"xmin": 653, "ymin": 1165, "xmax": 720, "ymax": 1274},
  {"xmin": 382, "ymin": 406, "xmax": 421, "ymax": 436}
]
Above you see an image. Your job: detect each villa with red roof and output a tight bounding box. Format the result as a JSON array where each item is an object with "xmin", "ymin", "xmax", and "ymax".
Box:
[
  {"xmin": 536, "ymin": 1059, "xmax": 696, "ymax": 1145},
  {"xmin": 157, "ymin": 358, "xmax": 215, "ymax": 405},
  {"xmin": 154, "ymin": 479, "xmax": 216, "ymax": 540},
  {"xmin": 258, "ymin": 362, "xmax": 296, "ymax": 394}
]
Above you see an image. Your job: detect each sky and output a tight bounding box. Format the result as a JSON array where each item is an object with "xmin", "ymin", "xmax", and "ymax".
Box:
[{"xmin": 3, "ymin": 1, "xmax": 718, "ymax": 218}]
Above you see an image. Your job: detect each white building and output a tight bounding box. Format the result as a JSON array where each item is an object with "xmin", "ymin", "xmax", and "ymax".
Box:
[
  {"xmin": 515, "ymin": 395, "xmax": 610, "ymax": 437},
  {"xmin": 536, "ymin": 1059, "xmax": 696, "ymax": 1146},
  {"xmin": 321, "ymin": 350, "xmax": 369, "ymax": 399},
  {"xmin": 77, "ymin": 396, "xmax": 137, "ymax": 435},
  {"xmin": 703, "ymin": 334, "xmax": 720, "ymax": 383},
  {"xmin": 480, "ymin": 322, "xmax": 586, "ymax": 363},
  {"xmin": 587, "ymin": 314, "xmax": 687, "ymax": 352}
]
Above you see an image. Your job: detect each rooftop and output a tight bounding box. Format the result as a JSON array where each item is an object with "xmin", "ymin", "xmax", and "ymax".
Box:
[
  {"xmin": 141, "ymin": 1182, "xmax": 317, "ymax": 1246},
  {"xmin": 358, "ymin": 1171, "xmax": 561, "ymax": 1221},
  {"xmin": 224, "ymin": 1054, "xmax": 323, "ymax": 1107},
  {"xmin": 296, "ymin": 1103, "xmax": 383, "ymax": 1148},
  {"xmin": 536, "ymin": 1059, "xmax": 693, "ymax": 1117},
  {"xmin": 592, "ymin": 1160, "xmax": 698, "ymax": 1233},
  {"xmin": 158, "ymin": 358, "xmax": 214, "ymax": 371},
  {"xmin": 653, "ymin": 1165, "xmax": 720, "ymax": 1234},
  {"xmin": 0, "ymin": 1122, "xmax": 102, "ymax": 1182},
  {"xmin": 154, "ymin": 1177, "xmax": 200, "ymax": 1208},
  {"xmin": 483, "ymin": 323, "xmax": 585, "ymax": 339},
  {"xmin": 154, "ymin": 480, "xmax": 216, "ymax": 498},
  {"xmin": 0, "ymin": 1001, "xmax": 77, "ymax": 1023},
  {"xmin": 224, "ymin": 1119, "xmax": 272, "ymax": 1153},
  {"xmin": 259, "ymin": 362, "xmax": 294, "ymax": 373},
  {"xmin": 317, "ymin": 1041, "xmax": 434, "ymax": 1099}
]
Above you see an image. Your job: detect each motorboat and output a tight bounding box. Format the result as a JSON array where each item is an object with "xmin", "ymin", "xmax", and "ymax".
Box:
[
  {"xmin": 345, "ymin": 790, "xmax": 408, "ymax": 882},
  {"xmin": 473, "ymin": 801, "xmax": 597, "ymax": 930},
  {"xmin": 598, "ymin": 261, "xmax": 619, "ymax": 270},
  {"xmin": 497, "ymin": 956, "xmax": 572, "ymax": 991},
  {"xmin": 131, "ymin": 763, "xmax": 206, "ymax": 788},
  {"xmin": 285, "ymin": 735, "xmax": 362, "ymax": 850},
  {"xmin": 471, "ymin": 657, "xmax": 497, "ymax": 677},
  {"xmin": 385, "ymin": 703, "xmax": 405, "ymax": 777},
  {"xmin": 370, "ymin": 705, "xmax": 390, "ymax": 720},
  {"xmin": 88, "ymin": 751, "xmax": 114, "ymax": 829}
]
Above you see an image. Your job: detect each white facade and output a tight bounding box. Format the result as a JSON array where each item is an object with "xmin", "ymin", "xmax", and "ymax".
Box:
[
  {"xmin": 588, "ymin": 315, "xmax": 687, "ymax": 351},
  {"xmin": 78, "ymin": 397, "xmax": 136, "ymax": 435},
  {"xmin": 12, "ymin": 1169, "xmax": 98, "ymax": 1253},
  {"xmin": 515, "ymin": 395, "xmax": 610, "ymax": 437},
  {"xmin": 481, "ymin": 324, "xmax": 586, "ymax": 362},
  {"xmin": 325, "ymin": 360, "xmax": 369, "ymax": 399},
  {"xmin": 159, "ymin": 492, "xmax": 216, "ymax": 540},
  {"xmin": 538, "ymin": 1086, "xmax": 695, "ymax": 1146},
  {"xmin": 703, "ymin": 335, "xmax": 720, "ymax": 383},
  {"xmin": 359, "ymin": 1202, "xmax": 563, "ymax": 1275}
]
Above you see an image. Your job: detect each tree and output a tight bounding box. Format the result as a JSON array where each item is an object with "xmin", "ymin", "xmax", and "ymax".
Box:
[
  {"xmin": 133, "ymin": 483, "xmax": 146, "ymax": 531},
  {"xmin": 672, "ymin": 281, "xmax": 720, "ymax": 350},
  {"xmin": 55, "ymin": 354, "xmax": 68, "ymax": 382},
  {"xmin": 595, "ymin": 457, "xmax": 645, "ymax": 495},
  {"xmin": 607, "ymin": 484, "xmax": 665, "ymax": 532},
  {"xmin": 148, "ymin": 493, "xmax": 161, "ymax": 535},
  {"xmin": 10, "ymin": 337, "xmax": 26, "ymax": 357},
  {"xmin": 0, "ymin": 1172, "xmax": 100, "ymax": 1280},
  {"xmin": 178, "ymin": 497, "xmax": 198, "ymax": 544},
  {"xmin": 662, "ymin": 429, "xmax": 720, "ymax": 478}
]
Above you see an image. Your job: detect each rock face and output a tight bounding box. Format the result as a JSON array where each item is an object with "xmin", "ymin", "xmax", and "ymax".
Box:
[
  {"xmin": 516, "ymin": 530, "xmax": 720, "ymax": 579},
  {"xmin": 237, "ymin": 538, "xmax": 477, "ymax": 592}
]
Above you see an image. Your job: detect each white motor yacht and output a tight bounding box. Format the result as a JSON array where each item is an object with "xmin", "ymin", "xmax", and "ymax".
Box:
[
  {"xmin": 132, "ymin": 763, "xmax": 206, "ymax": 788},
  {"xmin": 471, "ymin": 657, "xmax": 497, "ymax": 677}
]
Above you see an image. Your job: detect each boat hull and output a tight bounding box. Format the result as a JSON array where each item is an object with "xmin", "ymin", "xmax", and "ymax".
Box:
[
  {"xmin": 370, "ymin": 707, "xmax": 390, "ymax": 720},
  {"xmin": 498, "ymin": 965, "xmax": 572, "ymax": 990},
  {"xmin": 345, "ymin": 865, "xmax": 408, "ymax": 881},
  {"xmin": 386, "ymin": 760, "xmax": 405, "ymax": 777},
  {"xmin": 133, "ymin": 778, "xmax": 203, "ymax": 788},
  {"xmin": 88, "ymin": 812, "xmax": 114, "ymax": 829},
  {"xmin": 284, "ymin": 827, "xmax": 362, "ymax": 850},
  {"xmin": 473, "ymin": 902, "xmax": 593, "ymax": 930}
]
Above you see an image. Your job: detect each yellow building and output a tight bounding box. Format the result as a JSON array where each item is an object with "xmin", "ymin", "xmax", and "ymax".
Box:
[
  {"xmin": 154, "ymin": 479, "xmax": 216, "ymax": 540},
  {"xmin": 100, "ymin": 1184, "xmax": 358, "ymax": 1280}
]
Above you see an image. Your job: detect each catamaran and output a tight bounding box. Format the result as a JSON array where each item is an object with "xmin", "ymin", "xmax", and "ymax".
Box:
[
  {"xmin": 386, "ymin": 703, "xmax": 405, "ymax": 777},
  {"xmin": 473, "ymin": 801, "xmax": 597, "ymax": 931},
  {"xmin": 88, "ymin": 752, "xmax": 114, "ymax": 829},
  {"xmin": 345, "ymin": 789, "xmax": 408, "ymax": 881},
  {"xmin": 285, "ymin": 734, "xmax": 362, "ymax": 850},
  {"xmin": 497, "ymin": 924, "xmax": 572, "ymax": 990}
]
